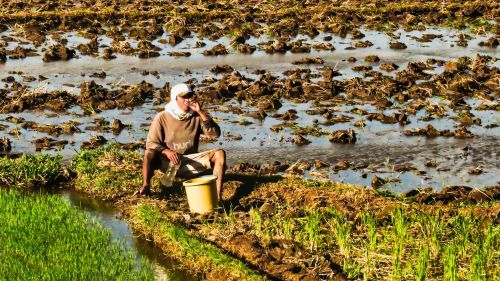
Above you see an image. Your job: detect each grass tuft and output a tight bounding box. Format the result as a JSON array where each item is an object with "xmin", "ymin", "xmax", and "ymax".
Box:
[{"xmin": 0, "ymin": 154, "xmax": 63, "ymax": 188}]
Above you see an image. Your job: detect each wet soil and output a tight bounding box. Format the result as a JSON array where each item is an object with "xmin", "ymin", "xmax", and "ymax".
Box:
[
  {"xmin": 0, "ymin": 1, "xmax": 498, "ymax": 191},
  {"xmin": 77, "ymin": 169, "xmax": 499, "ymax": 280}
]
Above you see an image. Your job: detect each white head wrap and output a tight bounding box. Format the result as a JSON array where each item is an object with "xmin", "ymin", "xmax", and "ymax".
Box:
[{"xmin": 164, "ymin": 83, "xmax": 194, "ymax": 120}]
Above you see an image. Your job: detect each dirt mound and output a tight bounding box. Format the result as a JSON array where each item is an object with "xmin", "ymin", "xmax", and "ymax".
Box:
[{"xmin": 407, "ymin": 185, "xmax": 500, "ymax": 204}]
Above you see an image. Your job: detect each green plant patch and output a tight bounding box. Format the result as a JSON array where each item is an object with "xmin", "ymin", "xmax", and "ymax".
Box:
[
  {"xmin": 0, "ymin": 154, "xmax": 63, "ymax": 188},
  {"xmin": 71, "ymin": 145, "xmax": 143, "ymax": 198},
  {"xmin": 135, "ymin": 204, "xmax": 263, "ymax": 281},
  {"xmin": 0, "ymin": 189, "xmax": 154, "ymax": 280}
]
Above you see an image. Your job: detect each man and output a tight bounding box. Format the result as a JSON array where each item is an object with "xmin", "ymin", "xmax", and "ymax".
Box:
[{"xmin": 136, "ymin": 83, "xmax": 226, "ymax": 198}]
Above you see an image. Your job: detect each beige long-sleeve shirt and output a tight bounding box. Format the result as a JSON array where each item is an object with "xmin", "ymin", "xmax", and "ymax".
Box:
[{"xmin": 146, "ymin": 111, "xmax": 221, "ymax": 154}]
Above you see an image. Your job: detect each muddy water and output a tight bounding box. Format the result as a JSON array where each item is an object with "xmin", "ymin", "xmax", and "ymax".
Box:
[
  {"xmin": 1, "ymin": 27, "xmax": 499, "ymax": 192},
  {"xmin": 61, "ymin": 189, "xmax": 192, "ymax": 281}
]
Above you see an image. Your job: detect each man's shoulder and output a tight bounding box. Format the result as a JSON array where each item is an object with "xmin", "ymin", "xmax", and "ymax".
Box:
[{"xmin": 155, "ymin": 110, "xmax": 170, "ymax": 120}]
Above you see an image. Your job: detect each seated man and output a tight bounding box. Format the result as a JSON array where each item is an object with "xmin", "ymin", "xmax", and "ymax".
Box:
[{"xmin": 136, "ymin": 83, "xmax": 226, "ymax": 198}]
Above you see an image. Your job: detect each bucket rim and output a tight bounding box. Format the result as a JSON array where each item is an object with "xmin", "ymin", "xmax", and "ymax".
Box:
[{"xmin": 183, "ymin": 175, "xmax": 218, "ymax": 187}]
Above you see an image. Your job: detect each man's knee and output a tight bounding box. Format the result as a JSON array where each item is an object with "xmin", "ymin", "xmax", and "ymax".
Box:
[
  {"xmin": 144, "ymin": 149, "xmax": 162, "ymax": 170},
  {"xmin": 213, "ymin": 149, "xmax": 226, "ymax": 162},
  {"xmin": 144, "ymin": 149, "xmax": 159, "ymax": 159}
]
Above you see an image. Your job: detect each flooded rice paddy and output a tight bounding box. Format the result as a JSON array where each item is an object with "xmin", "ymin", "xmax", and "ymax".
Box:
[
  {"xmin": 1, "ymin": 25, "xmax": 498, "ymax": 193},
  {"xmin": 1, "ymin": 2, "xmax": 499, "ymax": 280}
]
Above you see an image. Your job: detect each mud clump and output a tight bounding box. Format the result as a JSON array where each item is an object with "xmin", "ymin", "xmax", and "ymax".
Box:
[
  {"xmin": 81, "ymin": 135, "xmax": 107, "ymax": 149},
  {"xmin": 77, "ymin": 37, "xmax": 98, "ymax": 55},
  {"xmin": 202, "ymin": 44, "xmax": 228, "ymax": 56},
  {"xmin": 261, "ymin": 40, "xmax": 289, "ymax": 54},
  {"xmin": 21, "ymin": 122, "xmax": 63, "ymax": 137},
  {"xmin": 404, "ymin": 125, "xmax": 473, "ymax": 139},
  {"xmin": 0, "ymin": 89, "xmax": 77, "ymax": 113},
  {"xmin": 334, "ymin": 160, "xmax": 354, "ymax": 171},
  {"xmin": 329, "ymin": 129, "xmax": 356, "ymax": 144},
  {"xmin": 371, "ymin": 176, "xmax": 386, "ymax": 189},
  {"xmin": 34, "ymin": 137, "xmax": 68, "ymax": 151},
  {"xmin": 292, "ymin": 57, "xmax": 324, "ymax": 65},
  {"xmin": 352, "ymin": 65, "xmax": 372, "ymax": 72},
  {"xmin": 371, "ymin": 176, "xmax": 400, "ymax": 189},
  {"xmin": 364, "ymin": 55, "xmax": 380, "ymax": 62},
  {"xmin": 111, "ymin": 119, "xmax": 127, "ymax": 134},
  {"xmin": 390, "ymin": 42, "xmax": 407, "ymax": 49},
  {"xmin": 247, "ymin": 110, "xmax": 267, "ymax": 120},
  {"xmin": 478, "ymin": 37, "xmax": 499, "ymax": 48},
  {"xmin": 468, "ymin": 167, "xmax": 483, "ymax": 175},
  {"xmin": 379, "ymin": 63, "xmax": 399, "ymax": 72},
  {"xmin": 0, "ymin": 49, "xmax": 6, "ymax": 63},
  {"xmin": 257, "ymin": 98, "xmax": 282, "ymax": 111},
  {"xmin": 137, "ymin": 50, "xmax": 160, "ymax": 58},
  {"xmin": 168, "ymin": 32, "xmax": 184, "ymax": 46},
  {"xmin": 408, "ymin": 186, "xmax": 500, "ymax": 204},
  {"xmin": 0, "ymin": 137, "xmax": 12, "ymax": 152},
  {"xmin": 229, "ymin": 162, "xmax": 261, "ymax": 174},
  {"xmin": 79, "ymin": 80, "xmax": 155, "ymax": 112},
  {"xmin": 292, "ymin": 135, "xmax": 311, "ymax": 146},
  {"xmin": 237, "ymin": 44, "xmax": 256, "ymax": 54},
  {"xmin": 353, "ymin": 40, "xmax": 373, "ymax": 48},
  {"xmin": 7, "ymin": 46, "xmax": 37, "ymax": 59},
  {"xmin": 210, "ymin": 65, "xmax": 234, "ymax": 74},
  {"xmin": 102, "ymin": 48, "xmax": 116, "ymax": 60},
  {"xmin": 43, "ymin": 44, "xmax": 76, "ymax": 62},
  {"xmin": 90, "ymin": 71, "xmax": 106, "ymax": 78},
  {"xmin": 167, "ymin": 51, "xmax": 191, "ymax": 57}
]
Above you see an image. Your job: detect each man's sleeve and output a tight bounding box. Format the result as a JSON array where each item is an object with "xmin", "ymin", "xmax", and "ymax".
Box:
[
  {"xmin": 201, "ymin": 116, "xmax": 221, "ymax": 139},
  {"xmin": 146, "ymin": 114, "xmax": 167, "ymax": 153}
]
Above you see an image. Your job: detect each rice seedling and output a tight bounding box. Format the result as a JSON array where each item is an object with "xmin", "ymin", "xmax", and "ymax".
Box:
[
  {"xmin": 482, "ymin": 223, "xmax": 497, "ymax": 267},
  {"xmin": 452, "ymin": 214, "xmax": 474, "ymax": 257},
  {"xmin": 303, "ymin": 209, "xmax": 322, "ymax": 251},
  {"xmin": 249, "ymin": 207, "xmax": 264, "ymax": 238},
  {"xmin": 280, "ymin": 217, "xmax": 295, "ymax": 239},
  {"xmin": 328, "ymin": 209, "xmax": 352, "ymax": 258},
  {"xmin": 391, "ymin": 208, "xmax": 408, "ymax": 281},
  {"xmin": 469, "ymin": 223, "xmax": 499, "ymax": 280},
  {"xmin": 223, "ymin": 203, "xmax": 236, "ymax": 226},
  {"xmin": 0, "ymin": 189, "xmax": 154, "ymax": 280},
  {"xmin": 421, "ymin": 211, "xmax": 443, "ymax": 258},
  {"xmin": 361, "ymin": 212, "xmax": 378, "ymax": 281},
  {"xmin": 470, "ymin": 236, "xmax": 487, "ymax": 281},
  {"xmin": 415, "ymin": 245, "xmax": 430, "ymax": 281},
  {"xmin": 443, "ymin": 243, "xmax": 458, "ymax": 281},
  {"xmin": 326, "ymin": 208, "xmax": 361, "ymax": 278}
]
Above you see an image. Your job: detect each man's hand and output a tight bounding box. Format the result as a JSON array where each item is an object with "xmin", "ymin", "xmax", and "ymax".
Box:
[
  {"xmin": 162, "ymin": 148, "xmax": 180, "ymax": 165},
  {"xmin": 187, "ymin": 97, "xmax": 202, "ymax": 113},
  {"xmin": 188, "ymin": 97, "xmax": 210, "ymax": 121}
]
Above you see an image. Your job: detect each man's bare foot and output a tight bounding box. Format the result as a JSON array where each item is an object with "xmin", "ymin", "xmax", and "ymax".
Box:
[{"xmin": 134, "ymin": 186, "xmax": 151, "ymax": 196}]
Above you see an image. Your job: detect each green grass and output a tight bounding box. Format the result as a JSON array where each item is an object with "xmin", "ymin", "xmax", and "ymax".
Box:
[
  {"xmin": 71, "ymin": 145, "xmax": 142, "ymax": 198},
  {"xmin": 0, "ymin": 154, "xmax": 63, "ymax": 188},
  {"xmin": 135, "ymin": 204, "xmax": 263, "ymax": 281},
  {"xmin": 0, "ymin": 189, "xmax": 154, "ymax": 280}
]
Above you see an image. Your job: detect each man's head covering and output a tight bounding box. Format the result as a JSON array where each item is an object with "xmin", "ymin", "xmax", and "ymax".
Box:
[
  {"xmin": 170, "ymin": 83, "xmax": 193, "ymax": 98},
  {"xmin": 164, "ymin": 83, "xmax": 194, "ymax": 120}
]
